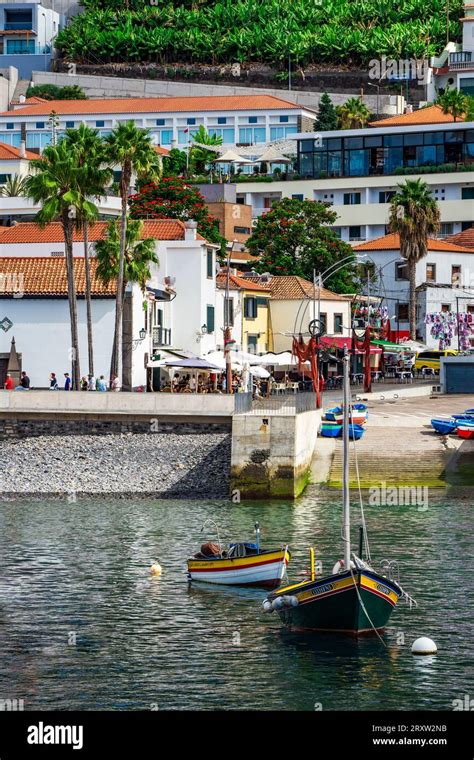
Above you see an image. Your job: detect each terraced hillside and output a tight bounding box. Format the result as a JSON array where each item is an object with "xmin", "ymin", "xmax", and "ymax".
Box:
[{"xmin": 55, "ymin": 0, "xmax": 462, "ymax": 68}]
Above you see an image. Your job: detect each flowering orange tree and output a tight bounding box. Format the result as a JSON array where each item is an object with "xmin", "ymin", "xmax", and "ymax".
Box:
[{"xmin": 129, "ymin": 176, "xmax": 226, "ymax": 253}]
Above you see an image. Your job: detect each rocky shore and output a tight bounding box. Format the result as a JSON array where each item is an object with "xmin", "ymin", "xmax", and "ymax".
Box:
[{"xmin": 0, "ymin": 432, "xmax": 231, "ymax": 498}]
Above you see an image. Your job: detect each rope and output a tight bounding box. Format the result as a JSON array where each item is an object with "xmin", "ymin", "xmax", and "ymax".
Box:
[{"xmin": 349, "ymin": 564, "xmax": 387, "ymax": 646}]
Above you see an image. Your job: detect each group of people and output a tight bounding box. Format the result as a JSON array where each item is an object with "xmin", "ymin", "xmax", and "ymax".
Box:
[
  {"xmin": 48, "ymin": 372, "xmax": 120, "ymax": 391},
  {"xmin": 3, "ymin": 371, "xmax": 30, "ymax": 390}
]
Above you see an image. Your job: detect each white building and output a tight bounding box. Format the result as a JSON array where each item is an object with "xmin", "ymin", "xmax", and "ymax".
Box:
[
  {"xmin": 0, "ymin": 0, "xmax": 60, "ymax": 78},
  {"xmin": 0, "ymin": 219, "xmax": 218, "ymax": 388},
  {"xmin": 234, "ymin": 116, "xmax": 474, "ymax": 245},
  {"xmin": 353, "ymin": 232, "xmax": 474, "ymax": 346},
  {"xmin": 0, "ymin": 93, "xmax": 315, "ymax": 152},
  {"xmin": 430, "ymin": 1, "xmax": 474, "ymax": 98}
]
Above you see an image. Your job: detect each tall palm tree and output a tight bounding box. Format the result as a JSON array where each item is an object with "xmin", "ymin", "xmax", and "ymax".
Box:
[
  {"xmin": 389, "ymin": 179, "xmax": 440, "ymax": 340},
  {"xmin": 63, "ymin": 124, "xmax": 112, "ymax": 377},
  {"xmin": 190, "ymin": 125, "xmax": 223, "ymax": 174},
  {"xmin": 95, "ymin": 218, "xmax": 158, "ymax": 389},
  {"xmin": 336, "ymin": 97, "xmax": 371, "ymax": 129},
  {"xmin": 436, "ymin": 87, "xmax": 467, "ymax": 122},
  {"xmin": 105, "ymin": 122, "xmax": 161, "ymax": 386},
  {"xmin": 24, "ymin": 141, "xmax": 98, "ymax": 389}
]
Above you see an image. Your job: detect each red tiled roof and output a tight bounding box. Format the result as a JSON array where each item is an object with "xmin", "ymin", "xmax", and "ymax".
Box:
[
  {"xmin": 0, "ymin": 257, "xmax": 115, "ymax": 296},
  {"xmin": 154, "ymin": 145, "xmax": 170, "ymax": 156},
  {"xmin": 243, "ymin": 274, "xmax": 351, "ymax": 300},
  {"xmin": 0, "ymin": 219, "xmax": 203, "ymax": 243},
  {"xmin": 0, "ymin": 94, "xmax": 303, "ymax": 118},
  {"xmin": 353, "ymin": 232, "xmax": 474, "ymax": 253},
  {"xmin": 0, "ymin": 142, "xmax": 37, "ymax": 160},
  {"xmin": 370, "ymin": 104, "xmax": 463, "ymax": 127},
  {"xmin": 444, "ymin": 228, "xmax": 474, "ymax": 248},
  {"xmin": 216, "ymin": 271, "xmax": 271, "ymax": 292}
]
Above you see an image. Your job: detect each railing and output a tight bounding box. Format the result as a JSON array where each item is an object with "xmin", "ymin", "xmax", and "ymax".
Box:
[
  {"xmin": 1, "ymin": 45, "xmax": 51, "ymax": 55},
  {"xmin": 152, "ymin": 326, "xmax": 172, "ymax": 347},
  {"xmin": 4, "ymin": 22, "xmax": 33, "ymax": 30},
  {"xmin": 234, "ymin": 391, "xmax": 318, "ymax": 415}
]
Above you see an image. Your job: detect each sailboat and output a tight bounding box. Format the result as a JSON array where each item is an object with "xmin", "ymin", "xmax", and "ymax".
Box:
[{"xmin": 262, "ymin": 348, "xmax": 414, "ymax": 636}]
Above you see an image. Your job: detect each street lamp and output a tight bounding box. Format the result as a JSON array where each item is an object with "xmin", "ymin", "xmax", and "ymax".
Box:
[{"xmin": 138, "ymin": 327, "xmax": 146, "ymax": 341}]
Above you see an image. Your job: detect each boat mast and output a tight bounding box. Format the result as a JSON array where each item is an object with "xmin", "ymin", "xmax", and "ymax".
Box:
[{"xmin": 342, "ymin": 346, "xmax": 351, "ymax": 569}]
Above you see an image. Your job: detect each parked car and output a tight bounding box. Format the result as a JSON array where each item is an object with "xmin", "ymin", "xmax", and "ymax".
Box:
[{"xmin": 415, "ymin": 349, "xmax": 458, "ymax": 373}]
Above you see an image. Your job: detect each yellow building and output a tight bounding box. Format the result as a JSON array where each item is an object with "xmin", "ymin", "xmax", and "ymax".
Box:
[{"xmin": 216, "ymin": 271, "xmax": 272, "ymax": 354}]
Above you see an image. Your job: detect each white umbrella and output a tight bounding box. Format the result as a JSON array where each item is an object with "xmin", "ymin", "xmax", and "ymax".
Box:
[
  {"xmin": 257, "ymin": 146, "xmax": 292, "ymax": 164},
  {"xmin": 213, "ymin": 149, "xmax": 254, "ymax": 164},
  {"xmin": 251, "ymin": 365, "xmax": 270, "ymax": 379}
]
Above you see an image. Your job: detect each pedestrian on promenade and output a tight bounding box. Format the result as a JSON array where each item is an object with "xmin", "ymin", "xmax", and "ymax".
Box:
[
  {"xmin": 97, "ymin": 375, "xmax": 107, "ymax": 392},
  {"xmin": 64, "ymin": 373, "xmax": 72, "ymax": 391},
  {"xmin": 20, "ymin": 371, "xmax": 30, "ymax": 389},
  {"xmin": 49, "ymin": 372, "xmax": 59, "ymax": 390},
  {"xmin": 80, "ymin": 376, "xmax": 88, "ymax": 391},
  {"xmin": 111, "ymin": 374, "xmax": 121, "ymax": 392},
  {"xmin": 4, "ymin": 373, "xmax": 13, "ymax": 390},
  {"xmin": 87, "ymin": 374, "xmax": 96, "ymax": 391}
]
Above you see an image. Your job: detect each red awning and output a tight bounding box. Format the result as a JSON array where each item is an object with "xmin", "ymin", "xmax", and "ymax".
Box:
[{"xmin": 320, "ymin": 336, "xmax": 382, "ymax": 354}]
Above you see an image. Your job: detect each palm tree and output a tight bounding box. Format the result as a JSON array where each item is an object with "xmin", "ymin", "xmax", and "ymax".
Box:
[
  {"xmin": 189, "ymin": 125, "xmax": 223, "ymax": 174},
  {"xmin": 95, "ymin": 218, "xmax": 158, "ymax": 389},
  {"xmin": 336, "ymin": 97, "xmax": 371, "ymax": 129},
  {"xmin": 389, "ymin": 179, "xmax": 441, "ymax": 340},
  {"xmin": 24, "ymin": 141, "xmax": 98, "ymax": 389},
  {"xmin": 105, "ymin": 122, "xmax": 161, "ymax": 386},
  {"xmin": 63, "ymin": 124, "xmax": 112, "ymax": 377},
  {"xmin": 436, "ymin": 87, "xmax": 467, "ymax": 122},
  {"xmin": 0, "ymin": 174, "xmax": 27, "ymax": 197}
]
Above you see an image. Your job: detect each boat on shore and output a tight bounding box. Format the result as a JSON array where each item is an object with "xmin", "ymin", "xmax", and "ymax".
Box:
[
  {"xmin": 320, "ymin": 421, "xmax": 343, "ymax": 438},
  {"xmin": 187, "ymin": 522, "xmax": 290, "ymax": 588},
  {"xmin": 431, "ymin": 418, "xmax": 458, "ymax": 435},
  {"xmin": 457, "ymin": 422, "xmax": 474, "ymax": 440},
  {"xmin": 325, "ymin": 404, "xmax": 368, "ymax": 426}
]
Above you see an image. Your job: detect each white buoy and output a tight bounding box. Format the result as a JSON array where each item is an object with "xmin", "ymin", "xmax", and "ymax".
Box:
[
  {"xmin": 150, "ymin": 563, "xmax": 162, "ymax": 576},
  {"xmin": 272, "ymin": 597, "xmax": 284, "ymax": 611},
  {"xmin": 262, "ymin": 600, "xmax": 273, "ymax": 613},
  {"xmin": 289, "ymin": 596, "xmax": 299, "ymax": 607},
  {"xmin": 411, "ymin": 637, "xmax": 437, "ymax": 655}
]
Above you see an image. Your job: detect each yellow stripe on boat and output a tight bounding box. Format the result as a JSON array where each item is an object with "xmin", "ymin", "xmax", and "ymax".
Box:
[
  {"xmin": 187, "ymin": 548, "xmax": 289, "ymax": 572},
  {"xmin": 360, "ymin": 574, "xmax": 399, "ymax": 604}
]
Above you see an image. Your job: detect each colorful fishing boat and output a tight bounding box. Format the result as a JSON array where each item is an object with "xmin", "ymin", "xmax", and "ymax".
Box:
[
  {"xmin": 348, "ymin": 423, "xmax": 365, "ymax": 440},
  {"xmin": 187, "ymin": 522, "xmax": 290, "ymax": 588},
  {"xmin": 457, "ymin": 422, "xmax": 474, "ymax": 440},
  {"xmin": 431, "ymin": 418, "xmax": 458, "ymax": 435},
  {"xmin": 262, "ymin": 348, "xmax": 415, "ymax": 636},
  {"xmin": 325, "ymin": 404, "xmax": 368, "ymax": 426},
  {"xmin": 320, "ymin": 421, "xmax": 343, "ymax": 438}
]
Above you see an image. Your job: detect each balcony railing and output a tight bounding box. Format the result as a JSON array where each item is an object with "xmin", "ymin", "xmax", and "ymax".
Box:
[
  {"xmin": 4, "ymin": 22, "xmax": 33, "ymax": 30},
  {"xmin": 449, "ymin": 52, "xmax": 473, "ymax": 70},
  {"xmin": 152, "ymin": 326, "xmax": 172, "ymax": 347}
]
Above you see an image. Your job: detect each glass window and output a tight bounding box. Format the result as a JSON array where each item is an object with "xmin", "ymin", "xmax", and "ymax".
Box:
[
  {"xmin": 244, "ymin": 296, "xmax": 257, "ymax": 318},
  {"xmin": 35, "ymin": 122, "xmax": 45, "ymax": 129},
  {"xmin": 159, "ymin": 130, "xmax": 173, "ymax": 146},
  {"xmin": 178, "ymin": 127, "xmax": 199, "ymax": 144},
  {"xmin": 224, "ymin": 297, "xmax": 234, "ymax": 326},
  {"xmin": 292, "ymin": 194, "xmax": 304, "ymax": 201},
  {"xmin": 65, "ymin": 121, "xmax": 74, "ymax": 129},
  {"xmin": 395, "ymin": 261, "xmax": 409, "ymax": 280},
  {"xmin": 187, "ymin": 118, "xmax": 196, "ymax": 125},
  {"xmin": 465, "ymin": 130, "xmax": 474, "ymax": 143},
  {"xmin": 379, "ymin": 190, "xmax": 395, "ymax": 203},
  {"xmin": 0, "ymin": 132, "xmax": 21, "ymax": 147},
  {"xmin": 6, "ymin": 123, "xmax": 14, "ymax": 130},
  {"xmin": 426, "ymin": 263, "xmax": 436, "ymax": 282},
  {"xmin": 300, "ymin": 139, "xmax": 315, "ymax": 153},
  {"xmin": 299, "ymin": 153, "xmax": 314, "ymax": 176},
  {"xmin": 209, "ymin": 127, "xmax": 234, "ymax": 143},
  {"xmin": 403, "ymin": 133, "xmax": 423, "ymax": 146},
  {"xmin": 349, "ymin": 226, "xmax": 362, "ymax": 240},
  {"xmin": 383, "ymin": 134, "xmax": 403, "ymax": 147},
  {"xmin": 364, "ymin": 135, "xmax": 382, "ymax": 147},
  {"xmin": 95, "ymin": 120, "xmax": 105, "ymax": 127},
  {"xmin": 279, "ymin": 115, "xmax": 289, "ymax": 123},
  {"xmin": 445, "ymin": 131, "xmax": 464, "ymax": 143},
  {"xmin": 462, "ymin": 187, "xmax": 474, "ymax": 200},
  {"xmin": 343, "ymin": 192, "xmax": 361, "ymax": 205},
  {"xmin": 156, "ymin": 119, "xmax": 165, "ymax": 126},
  {"xmin": 423, "ymin": 131, "xmax": 444, "ymax": 145},
  {"xmin": 26, "ymin": 132, "xmax": 51, "ymax": 149},
  {"xmin": 334, "ymin": 313, "xmax": 343, "ymax": 334},
  {"xmin": 217, "ymin": 117, "xmax": 226, "ymax": 125},
  {"xmin": 327, "ymin": 138, "xmax": 342, "ymax": 150},
  {"xmin": 397, "ymin": 303, "xmax": 409, "ymax": 321},
  {"xmin": 451, "ymin": 265, "xmax": 461, "ymax": 285},
  {"xmin": 327, "ymin": 150, "xmax": 342, "ymax": 176},
  {"xmin": 270, "ymin": 125, "xmax": 297, "ymax": 140},
  {"xmin": 344, "ymin": 149, "xmax": 369, "ymax": 176},
  {"xmin": 6, "ymin": 39, "xmax": 34, "ymax": 53},
  {"xmin": 239, "ymin": 127, "xmax": 265, "ymax": 144},
  {"xmin": 416, "ymin": 145, "xmax": 437, "ymax": 165},
  {"xmin": 248, "ymin": 116, "xmax": 258, "ymax": 124},
  {"xmin": 319, "ymin": 313, "xmax": 327, "ymax": 333},
  {"xmin": 247, "ymin": 335, "xmax": 258, "ymax": 353},
  {"xmin": 344, "ymin": 137, "xmax": 363, "ymax": 149},
  {"xmin": 0, "ymin": 174, "xmax": 11, "ymax": 184}
]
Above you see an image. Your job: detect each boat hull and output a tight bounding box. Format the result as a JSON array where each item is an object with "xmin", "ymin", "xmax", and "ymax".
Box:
[
  {"xmin": 431, "ymin": 418, "xmax": 457, "ymax": 434},
  {"xmin": 269, "ymin": 569, "xmax": 400, "ymax": 635},
  {"xmin": 187, "ymin": 548, "xmax": 290, "ymax": 588},
  {"xmin": 457, "ymin": 425, "xmax": 474, "ymax": 440}
]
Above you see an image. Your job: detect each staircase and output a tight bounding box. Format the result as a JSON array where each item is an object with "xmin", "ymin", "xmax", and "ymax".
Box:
[
  {"xmin": 328, "ymin": 427, "xmax": 450, "ymax": 488},
  {"xmin": 11, "ymin": 79, "xmax": 31, "ymax": 105}
]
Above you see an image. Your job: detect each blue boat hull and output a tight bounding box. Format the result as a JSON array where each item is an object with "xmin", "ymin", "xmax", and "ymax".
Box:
[{"xmin": 431, "ymin": 418, "xmax": 457, "ymax": 434}]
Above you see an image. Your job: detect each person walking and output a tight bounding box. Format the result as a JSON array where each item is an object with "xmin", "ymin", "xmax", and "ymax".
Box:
[
  {"xmin": 97, "ymin": 375, "xmax": 107, "ymax": 392},
  {"xmin": 87, "ymin": 374, "xmax": 96, "ymax": 391},
  {"xmin": 49, "ymin": 372, "xmax": 59, "ymax": 390},
  {"xmin": 64, "ymin": 373, "xmax": 72, "ymax": 391},
  {"xmin": 3, "ymin": 373, "xmax": 14, "ymax": 390},
  {"xmin": 20, "ymin": 371, "xmax": 30, "ymax": 389}
]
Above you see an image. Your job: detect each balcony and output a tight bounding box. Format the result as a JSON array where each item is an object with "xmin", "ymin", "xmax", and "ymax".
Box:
[
  {"xmin": 449, "ymin": 52, "xmax": 473, "ymax": 70},
  {"xmin": 4, "ymin": 22, "xmax": 33, "ymax": 31},
  {"xmin": 152, "ymin": 326, "xmax": 172, "ymax": 347}
]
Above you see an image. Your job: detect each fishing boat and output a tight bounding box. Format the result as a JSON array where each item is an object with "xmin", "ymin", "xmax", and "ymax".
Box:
[
  {"xmin": 262, "ymin": 348, "xmax": 415, "ymax": 636},
  {"xmin": 348, "ymin": 423, "xmax": 365, "ymax": 441},
  {"xmin": 431, "ymin": 418, "xmax": 458, "ymax": 435},
  {"xmin": 320, "ymin": 420, "xmax": 343, "ymax": 438},
  {"xmin": 457, "ymin": 422, "xmax": 474, "ymax": 440},
  {"xmin": 325, "ymin": 404, "xmax": 368, "ymax": 426},
  {"xmin": 187, "ymin": 521, "xmax": 290, "ymax": 588}
]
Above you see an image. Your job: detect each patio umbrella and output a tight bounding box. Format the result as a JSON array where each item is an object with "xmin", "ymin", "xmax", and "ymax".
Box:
[
  {"xmin": 164, "ymin": 358, "xmax": 222, "ymax": 371},
  {"xmin": 256, "ymin": 146, "xmax": 292, "ymax": 164},
  {"xmin": 213, "ymin": 149, "xmax": 254, "ymax": 165}
]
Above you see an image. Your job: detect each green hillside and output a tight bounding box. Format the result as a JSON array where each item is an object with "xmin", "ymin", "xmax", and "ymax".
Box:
[{"xmin": 55, "ymin": 0, "xmax": 462, "ymax": 67}]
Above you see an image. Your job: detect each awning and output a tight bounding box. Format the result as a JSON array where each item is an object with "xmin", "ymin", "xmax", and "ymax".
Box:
[
  {"xmin": 371, "ymin": 339, "xmax": 413, "ymax": 352},
  {"xmin": 164, "ymin": 358, "xmax": 222, "ymax": 371},
  {"xmin": 146, "ymin": 286, "xmax": 171, "ymax": 301},
  {"xmin": 320, "ymin": 336, "xmax": 382, "ymax": 355}
]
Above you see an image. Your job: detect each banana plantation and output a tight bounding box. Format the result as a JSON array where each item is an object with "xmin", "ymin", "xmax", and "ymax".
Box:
[{"xmin": 55, "ymin": 0, "xmax": 461, "ymax": 67}]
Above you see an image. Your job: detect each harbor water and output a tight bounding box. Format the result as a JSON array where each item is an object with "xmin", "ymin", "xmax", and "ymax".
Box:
[{"xmin": 0, "ymin": 492, "xmax": 472, "ymax": 711}]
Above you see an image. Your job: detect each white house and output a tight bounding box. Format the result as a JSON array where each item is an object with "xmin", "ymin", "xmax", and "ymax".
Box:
[
  {"xmin": 0, "ymin": 93, "xmax": 316, "ymax": 151},
  {"xmin": 0, "ymin": 0, "xmax": 60, "ymax": 78},
  {"xmin": 430, "ymin": 1, "xmax": 474, "ymax": 98},
  {"xmin": 353, "ymin": 232, "xmax": 474, "ymax": 345},
  {"xmin": 0, "ymin": 218, "xmax": 218, "ymax": 388}
]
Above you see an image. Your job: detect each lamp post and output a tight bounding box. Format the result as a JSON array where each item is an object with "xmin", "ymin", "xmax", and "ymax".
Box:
[{"xmin": 40, "ymin": 12, "xmax": 47, "ymax": 71}]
